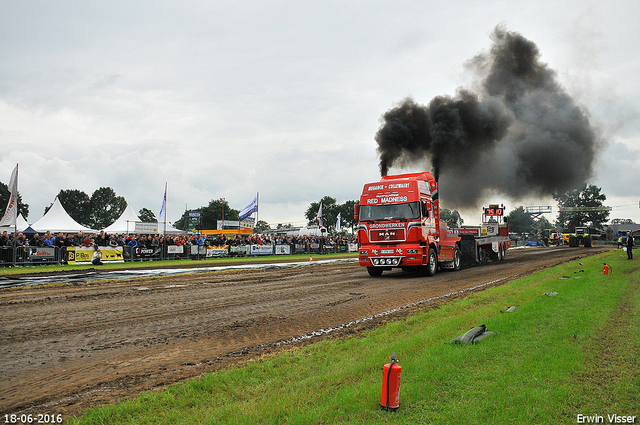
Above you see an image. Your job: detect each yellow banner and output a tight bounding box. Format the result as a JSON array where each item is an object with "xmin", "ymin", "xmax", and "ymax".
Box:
[{"xmin": 67, "ymin": 247, "xmax": 124, "ymax": 265}]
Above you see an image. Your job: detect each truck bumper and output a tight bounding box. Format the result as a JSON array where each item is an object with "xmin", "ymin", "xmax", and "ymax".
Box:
[{"xmin": 359, "ymin": 245, "xmax": 423, "ymax": 268}]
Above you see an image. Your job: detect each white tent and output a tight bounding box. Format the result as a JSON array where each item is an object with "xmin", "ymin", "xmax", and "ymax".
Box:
[
  {"xmin": 102, "ymin": 203, "xmax": 183, "ymax": 234},
  {"xmin": 102, "ymin": 203, "xmax": 142, "ymax": 234},
  {"xmin": 31, "ymin": 198, "xmax": 95, "ymax": 234},
  {"xmin": 0, "ymin": 214, "xmax": 30, "ymax": 234}
]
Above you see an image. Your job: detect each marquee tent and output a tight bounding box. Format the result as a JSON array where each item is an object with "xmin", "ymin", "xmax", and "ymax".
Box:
[
  {"xmin": 102, "ymin": 203, "xmax": 183, "ymax": 235},
  {"xmin": 31, "ymin": 198, "xmax": 95, "ymax": 234},
  {"xmin": 0, "ymin": 214, "xmax": 30, "ymax": 234},
  {"xmin": 102, "ymin": 203, "xmax": 142, "ymax": 234}
]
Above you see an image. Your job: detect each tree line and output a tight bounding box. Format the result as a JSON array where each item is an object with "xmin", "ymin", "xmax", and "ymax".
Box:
[{"xmin": 0, "ymin": 181, "xmax": 627, "ymax": 234}]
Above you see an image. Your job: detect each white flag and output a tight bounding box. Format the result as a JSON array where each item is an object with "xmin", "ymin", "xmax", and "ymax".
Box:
[
  {"xmin": 336, "ymin": 212, "xmax": 341, "ymax": 233},
  {"xmin": 158, "ymin": 182, "xmax": 167, "ymax": 222},
  {"xmin": 239, "ymin": 194, "xmax": 258, "ymax": 221},
  {"xmin": 0, "ymin": 164, "xmax": 18, "ymax": 226},
  {"xmin": 316, "ymin": 202, "xmax": 323, "ymax": 227}
]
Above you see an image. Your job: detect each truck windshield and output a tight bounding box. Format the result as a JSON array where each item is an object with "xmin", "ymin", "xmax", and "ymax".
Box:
[{"xmin": 359, "ymin": 202, "xmax": 421, "ymax": 221}]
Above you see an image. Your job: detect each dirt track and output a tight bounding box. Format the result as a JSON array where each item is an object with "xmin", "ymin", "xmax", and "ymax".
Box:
[{"xmin": 0, "ymin": 246, "xmax": 607, "ymax": 418}]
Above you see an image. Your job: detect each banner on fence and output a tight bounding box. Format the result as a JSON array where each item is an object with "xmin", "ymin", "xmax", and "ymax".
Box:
[
  {"xmin": 68, "ymin": 247, "xmax": 124, "ymax": 265},
  {"xmin": 167, "ymin": 245, "xmax": 184, "ymax": 254},
  {"xmin": 190, "ymin": 245, "xmax": 207, "ymax": 255},
  {"xmin": 250, "ymin": 244, "xmax": 272, "ymax": 255},
  {"xmin": 207, "ymin": 246, "xmax": 229, "ymax": 257},
  {"xmin": 230, "ymin": 245, "xmax": 250, "ymax": 256},
  {"xmin": 135, "ymin": 247, "xmax": 156, "ymax": 258},
  {"xmin": 347, "ymin": 243, "xmax": 358, "ymax": 252},
  {"xmin": 28, "ymin": 247, "xmax": 56, "ymax": 259},
  {"xmin": 275, "ymin": 244, "xmax": 290, "ymax": 255}
]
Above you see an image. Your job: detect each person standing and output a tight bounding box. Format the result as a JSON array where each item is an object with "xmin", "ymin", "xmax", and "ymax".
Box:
[{"xmin": 626, "ymin": 231, "xmax": 634, "ymax": 260}]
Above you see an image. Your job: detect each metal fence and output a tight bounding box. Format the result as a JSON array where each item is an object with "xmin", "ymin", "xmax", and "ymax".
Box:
[{"xmin": 0, "ymin": 242, "xmax": 358, "ymax": 268}]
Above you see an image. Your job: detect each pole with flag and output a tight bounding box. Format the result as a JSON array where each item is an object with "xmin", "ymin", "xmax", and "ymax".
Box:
[
  {"xmin": 158, "ymin": 182, "xmax": 167, "ymax": 234},
  {"xmin": 239, "ymin": 193, "xmax": 259, "ymax": 223},
  {"xmin": 316, "ymin": 202, "xmax": 323, "ymax": 228},
  {"xmin": 336, "ymin": 212, "xmax": 341, "ymax": 233},
  {"xmin": 0, "ymin": 164, "xmax": 19, "ymax": 229}
]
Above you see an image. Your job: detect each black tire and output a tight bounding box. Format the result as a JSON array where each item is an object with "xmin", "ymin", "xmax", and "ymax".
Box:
[
  {"xmin": 422, "ymin": 247, "xmax": 437, "ymax": 276},
  {"xmin": 367, "ymin": 267, "xmax": 383, "ymax": 277},
  {"xmin": 452, "ymin": 245, "xmax": 462, "ymax": 271}
]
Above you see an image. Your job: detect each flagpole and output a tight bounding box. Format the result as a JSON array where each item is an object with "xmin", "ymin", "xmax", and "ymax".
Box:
[
  {"xmin": 163, "ymin": 182, "xmax": 167, "ymax": 235},
  {"xmin": 13, "ymin": 164, "xmax": 18, "ymax": 267},
  {"xmin": 256, "ymin": 192, "xmax": 259, "ymax": 231}
]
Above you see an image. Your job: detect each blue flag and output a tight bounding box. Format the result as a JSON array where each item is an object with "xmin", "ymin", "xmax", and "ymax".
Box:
[
  {"xmin": 239, "ymin": 194, "xmax": 258, "ymax": 221},
  {"xmin": 158, "ymin": 183, "xmax": 167, "ymax": 222}
]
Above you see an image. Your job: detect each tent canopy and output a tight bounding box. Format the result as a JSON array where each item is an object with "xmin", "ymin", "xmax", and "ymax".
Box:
[
  {"xmin": 102, "ymin": 204, "xmax": 183, "ymax": 234},
  {"xmin": 31, "ymin": 198, "xmax": 95, "ymax": 234},
  {"xmin": 102, "ymin": 203, "xmax": 142, "ymax": 234},
  {"xmin": 0, "ymin": 214, "xmax": 30, "ymax": 234}
]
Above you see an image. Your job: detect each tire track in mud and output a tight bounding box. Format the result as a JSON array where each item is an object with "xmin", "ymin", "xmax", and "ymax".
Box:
[{"xmin": 0, "ymin": 247, "xmax": 607, "ymax": 417}]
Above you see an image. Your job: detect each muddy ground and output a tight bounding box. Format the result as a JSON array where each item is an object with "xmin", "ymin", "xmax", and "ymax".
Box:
[{"xmin": 0, "ymin": 246, "xmax": 607, "ymax": 418}]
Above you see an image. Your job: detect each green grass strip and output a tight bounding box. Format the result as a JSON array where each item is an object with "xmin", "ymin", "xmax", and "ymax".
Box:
[{"xmin": 69, "ymin": 250, "xmax": 640, "ymax": 425}]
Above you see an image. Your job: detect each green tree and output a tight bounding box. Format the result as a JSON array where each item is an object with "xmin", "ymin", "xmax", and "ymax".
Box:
[
  {"xmin": 305, "ymin": 196, "xmax": 338, "ymax": 230},
  {"xmin": 440, "ymin": 208, "xmax": 464, "ymax": 228},
  {"xmin": 507, "ymin": 206, "xmax": 535, "ymax": 235},
  {"xmin": 89, "ymin": 187, "xmax": 127, "ymax": 230},
  {"xmin": 336, "ymin": 200, "xmax": 358, "ymax": 234},
  {"xmin": 138, "ymin": 208, "xmax": 157, "ymax": 223},
  {"xmin": 254, "ymin": 220, "xmax": 270, "ymax": 233},
  {"xmin": 554, "ymin": 184, "xmax": 609, "ymax": 232},
  {"xmin": 173, "ymin": 199, "xmax": 240, "ymax": 231},
  {"xmin": 56, "ymin": 189, "xmax": 91, "ymax": 226},
  {"xmin": 0, "ymin": 181, "xmax": 29, "ymax": 220}
]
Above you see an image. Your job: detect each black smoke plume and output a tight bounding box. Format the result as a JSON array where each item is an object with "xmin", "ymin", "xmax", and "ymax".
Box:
[{"xmin": 375, "ymin": 26, "xmax": 600, "ymax": 208}]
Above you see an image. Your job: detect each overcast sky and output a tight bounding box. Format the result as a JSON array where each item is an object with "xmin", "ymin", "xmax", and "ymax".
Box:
[{"xmin": 1, "ymin": 0, "xmax": 639, "ymax": 228}]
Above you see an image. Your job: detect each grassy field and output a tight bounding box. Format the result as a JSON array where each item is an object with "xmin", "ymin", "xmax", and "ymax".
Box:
[{"xmin": 68, "ymin": 250, "xmax": 639, "ymax": 424}]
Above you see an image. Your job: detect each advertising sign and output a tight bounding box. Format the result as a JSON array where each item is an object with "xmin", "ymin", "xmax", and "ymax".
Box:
[
  {"xmin": 250, "ymin": 244, "xmax": 273, "ymax": 255},
  {"xmin": 207, "ymin": 246, "xmax": 229, "ymax": 257},
  {"xmin": 67, "ymin": 247, "xmax": 124, "ymax": 265},
  {"xmin": 135, "ymin": 222, "xmax": 160, "ymax": 234},
  {"xmin": 28, "ymin": 247, "xmax": 56, "ymax": 259},
  {"xmin": 275, "ymin": 244, "xmax": 290, "ymax": 255}
]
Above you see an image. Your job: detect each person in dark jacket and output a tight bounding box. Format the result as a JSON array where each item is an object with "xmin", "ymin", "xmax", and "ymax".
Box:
[{"xmin": 627, "ymin": 231, "xmax": 634, "ymax": 260}]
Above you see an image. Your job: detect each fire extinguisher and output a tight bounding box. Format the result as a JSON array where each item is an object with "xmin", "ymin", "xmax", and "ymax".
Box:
[
  {"xmin": 380, "ymin": 351, "xmax": 401, "ymax": 411},
  {"xmin": 604, "ymin": 263, "xmax": 612, "ymax": 275}
]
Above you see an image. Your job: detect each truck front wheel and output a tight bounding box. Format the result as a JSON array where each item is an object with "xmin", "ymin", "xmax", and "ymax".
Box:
[
  {"xmin": 421, "ymin": 247, "xmax": 438, "ymax": 276},
  {"xmin": 367, "ymin": 267, "xmax": 383, "ymax": 277}
]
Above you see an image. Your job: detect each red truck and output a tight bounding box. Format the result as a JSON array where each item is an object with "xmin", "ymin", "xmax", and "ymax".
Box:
[{"xmin": 356, "ymin": 172, "xmax": 510, "ymax": 277}]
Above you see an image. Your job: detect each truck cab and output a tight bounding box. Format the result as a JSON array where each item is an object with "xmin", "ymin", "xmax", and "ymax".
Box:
[{"xmin": 356, "ymin": 172, "xmax": 461, "ymax": 277}]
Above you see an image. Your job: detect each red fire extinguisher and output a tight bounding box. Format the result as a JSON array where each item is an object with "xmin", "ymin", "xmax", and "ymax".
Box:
[
  {"xmin": 380, "ymin": 351, "xmax": 401, "ymax": 411},
  {"xmin": 604, "ymin": 263, "xmax": 612, "ymax": 275}
]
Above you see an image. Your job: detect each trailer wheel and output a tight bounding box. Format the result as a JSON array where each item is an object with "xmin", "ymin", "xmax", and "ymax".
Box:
[
  {"xmin": 478, "ymin": 247, "xmax": 488, "ymax": 264},
  {"xmin": 452, "ymin": 245, "xmax": 462, "ymax": 271},
  {"xmin": 367, "ymin": 267, "xmax": 383, "ymax": 277}
]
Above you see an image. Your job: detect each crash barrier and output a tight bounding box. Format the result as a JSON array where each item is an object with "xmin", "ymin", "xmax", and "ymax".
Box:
[
  {"xmin": 1, "ymin": 246, "xmax": 68, "ymax": 267},
  {"xmin": 0, "ymin": 243, "xmax": 359, "ymax": 267}
]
